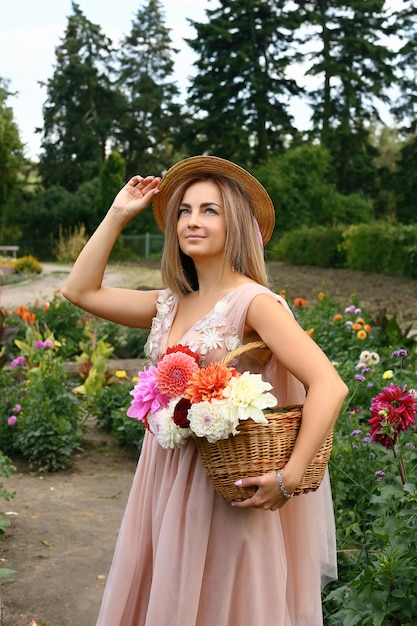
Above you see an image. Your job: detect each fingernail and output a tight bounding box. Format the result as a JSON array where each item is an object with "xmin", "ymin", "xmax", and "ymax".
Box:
[
  {"xmin": 234, "ymin": 479, "xmax": 242, "ymax": 486},
  {"xmin": 153, "ymin": 189, "xmax": 160, "ymax": 195}
]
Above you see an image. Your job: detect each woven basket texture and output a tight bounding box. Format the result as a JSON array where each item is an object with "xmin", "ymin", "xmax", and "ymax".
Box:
[{"xmin": 195, "ymin": 341, "xmax": 333, "ymax": 502}]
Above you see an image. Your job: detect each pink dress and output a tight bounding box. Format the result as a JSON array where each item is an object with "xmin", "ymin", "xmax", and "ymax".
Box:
[{"xmin": 96, "ymin": 283, "xmax": 337, "ymax": 626}]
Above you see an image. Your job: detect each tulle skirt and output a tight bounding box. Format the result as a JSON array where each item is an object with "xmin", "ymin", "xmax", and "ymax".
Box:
[{"xmin": 95, "ymin": 433, "xmax": 336, "ymax": 626}]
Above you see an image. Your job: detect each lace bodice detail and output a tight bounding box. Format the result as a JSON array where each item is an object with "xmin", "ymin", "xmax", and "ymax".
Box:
[{"xmin": 145, "ymin": 288, "xmax": 242, "ymax": 366}]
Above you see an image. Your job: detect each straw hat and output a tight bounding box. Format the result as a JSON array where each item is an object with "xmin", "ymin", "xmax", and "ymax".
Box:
[{"xmin": 152, "ymin": 155, "xmax": 275, "ymax": 245}]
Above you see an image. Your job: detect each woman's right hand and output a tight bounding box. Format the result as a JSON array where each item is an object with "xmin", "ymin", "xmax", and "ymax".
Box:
[{"xmin": 110, "ymin": 175, "xmax": 161, "ymax": 222}]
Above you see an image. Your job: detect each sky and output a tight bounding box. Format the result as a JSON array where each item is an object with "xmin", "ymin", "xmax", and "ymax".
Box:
[{"xmin": 0, "ymin": 0, "xmax": 216, "ymax": 160}]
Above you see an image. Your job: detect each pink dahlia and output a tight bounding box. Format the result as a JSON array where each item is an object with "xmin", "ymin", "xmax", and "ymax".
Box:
[
  {"xmin": 368, "ymin": 383, "xmax": 417, "ymax": 448},
  {"xmin": 127, "ymin": 366, "xmax": 170, "ymax": 428},
  {"xmin": 155, "ymin": 352, "xmax": 199, "ymax": 398}
]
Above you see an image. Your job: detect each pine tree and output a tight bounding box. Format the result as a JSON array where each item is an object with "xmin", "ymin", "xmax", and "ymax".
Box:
[
  {"xmin": 38, "ymin": 2, "xmax": 121, "ymax": 192},
  {"xmin": 183, "ymin": 0, "xmax": 303, "ymax": 166},
  {"xmin": 0, "ymin": 79, "xmax": 25, "ymax": 239},
  {"xmin": 298, "ymin": 0, "xmax": 396, "ymax": 194},
  {"xmin": 115, "ymin": 0, "xmax": 182, "ymax": 177}
]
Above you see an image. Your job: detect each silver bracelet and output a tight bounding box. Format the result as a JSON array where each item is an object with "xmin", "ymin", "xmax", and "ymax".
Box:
[{"xmin": 276, "ymin": 469, "xmax": 294, "ymax": 500}]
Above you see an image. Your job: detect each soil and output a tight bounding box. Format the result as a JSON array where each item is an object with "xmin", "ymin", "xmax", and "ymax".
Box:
[{"xmin": 0, "ymin": 262, "xmax": 416, "ymax": 626}]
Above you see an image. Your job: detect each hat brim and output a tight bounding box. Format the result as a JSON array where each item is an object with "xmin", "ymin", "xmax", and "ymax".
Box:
[{"xmin": 152, "ymin": 155, "xmax": 275, "ymax": 245}]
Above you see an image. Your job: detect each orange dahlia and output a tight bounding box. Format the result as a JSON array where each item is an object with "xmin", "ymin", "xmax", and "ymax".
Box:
[{"xmin": 185, "ymin": 363, "xmax": 237, "ymax": 404}]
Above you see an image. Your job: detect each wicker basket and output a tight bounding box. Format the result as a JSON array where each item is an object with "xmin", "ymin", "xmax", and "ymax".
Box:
[{"xmin": 195, "ymin": 341, "xmax": 333, "ymax": 502}]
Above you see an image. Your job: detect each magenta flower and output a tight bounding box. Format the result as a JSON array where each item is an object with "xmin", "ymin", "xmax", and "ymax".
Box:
[
  {"xmin": 10, "ymin": 356, "xmax": 26, "ymax": 367},
  {"xmin": 13, "ymin": 404, "xmax": 21, "ymax": 413},
  {"xmin": 7, "ymin": 415, "xmax": 17, "ymax": 426},
  {"xmin": 368, "ymin": 383, "xmax": 417, "ymax": 448},
  {"xmin": 127, "ymin": 366, "xmax": 170, "ymax": 427},
  {"xmin": 35, "ymin": 340, "xmax": 44, "ymax": 349}
]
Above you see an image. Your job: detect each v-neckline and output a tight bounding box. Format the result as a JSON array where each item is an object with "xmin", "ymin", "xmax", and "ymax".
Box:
[{"xmin": 165, "ymin": 282, "xmax": 250, "ymax": 349}]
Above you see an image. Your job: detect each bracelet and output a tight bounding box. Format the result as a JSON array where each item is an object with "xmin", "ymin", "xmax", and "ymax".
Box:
[{"xmin": 276, "ymin": 469, "xmax": 294, "ymax": 500}]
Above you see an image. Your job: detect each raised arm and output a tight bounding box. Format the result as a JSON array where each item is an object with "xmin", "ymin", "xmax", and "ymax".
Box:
[{"xmin": 63, "ymin": 175, "xmax": 161, "ymax": 328}]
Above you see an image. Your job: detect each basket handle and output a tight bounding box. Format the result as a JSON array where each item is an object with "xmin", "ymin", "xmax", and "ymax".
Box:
[{"xmin": 217, "ymin": 340, "xmax": 267, "ymax": 367}]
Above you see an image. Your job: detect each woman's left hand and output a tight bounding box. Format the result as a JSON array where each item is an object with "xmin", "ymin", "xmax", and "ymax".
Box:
[{"xmin": 231, "ymin": 470, "xmax": 291, "ymax": 511}]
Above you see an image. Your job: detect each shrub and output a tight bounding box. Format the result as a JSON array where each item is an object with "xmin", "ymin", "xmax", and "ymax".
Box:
[
  {"xmin": 53, "ymin": 224, "xmax": 88, "ymax": 263},
  {"xmin": 342, "ymin": 222, "xmax": 417, "ymax": 278},
  {"xmin": 95, "ymin": 381, "xmax": 145, "ymax": 449},
  {"xmin": 270, "ymin": 225, "xmax": 346, "ymax": 267},
  {"xmin": 13, "ymin": 255, "xmax": 42, "ymax": 274}
]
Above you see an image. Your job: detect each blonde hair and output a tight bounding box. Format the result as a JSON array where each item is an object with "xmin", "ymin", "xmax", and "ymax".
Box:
[{"xmin": 160, "ymin": 175, "xmax": 270, "ymax": 294}]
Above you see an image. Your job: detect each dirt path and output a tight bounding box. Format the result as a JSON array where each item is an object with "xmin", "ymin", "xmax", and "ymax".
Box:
[{"xmin": 0, "ymin": 262, "xmax": 416, "ymax": 626}]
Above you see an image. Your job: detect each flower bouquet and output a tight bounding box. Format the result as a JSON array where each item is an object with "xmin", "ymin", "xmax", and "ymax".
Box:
[{"xmin": 128, "ymin": 341, "xmax": 333, "ymax": 501}]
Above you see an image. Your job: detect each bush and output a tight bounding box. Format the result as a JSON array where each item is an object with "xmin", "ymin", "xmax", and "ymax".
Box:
[
  {"xmin": 95, "ymin": 377, "xmax": 145, "ymax": 449},
  {"xmin": 270, "ymin": 225, "xmax": 346, "ymax": 267},
  {"xmin": 53, "ymin": 224, "xmax": 88, "ymax": 263},
  {"xmin": 342, "ymin": 223, "xmax": 417, "ymax": 278},
  {"xmin": 13, "ymin": 254, "xmax": 42, "ymax": 274}
]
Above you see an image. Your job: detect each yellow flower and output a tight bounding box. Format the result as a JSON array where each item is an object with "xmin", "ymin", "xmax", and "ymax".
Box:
[
  {"xmin": 306, "ymin": 328, "xmax": 315, "ymax": 336},
  {"xmin": 356, "ymin": 330, "xmax": 367, "ymax": 340},
  {"xmin": 115, "ymin": 370, "xmax": 127, "ymax": 379},
  {"xmin": 382, "ymin": 369, "xmax": 394, "ymax": 379}
]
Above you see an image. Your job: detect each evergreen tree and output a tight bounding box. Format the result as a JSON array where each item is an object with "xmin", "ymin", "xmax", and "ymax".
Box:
[
  {"xmin": 115, "ymin": 0, "xmax": 182, "ymax": 177},
  {"xmin": 38, "ymin": 2, "xmax": 121, "ymax": 192},
  {"xmin": 0, "ymin": 79, "xmax": 25, "ymax": 239},
  {"xmin": 298, "ymin": 0, "xmax": 396, "ymax": 194},
  {"xmin": 389, "ymin": 0, "xmax": 417, "ymax": 135},
  {"xmin": 184, "ymin": 0, "xmax": 303, "ymax": 165}
]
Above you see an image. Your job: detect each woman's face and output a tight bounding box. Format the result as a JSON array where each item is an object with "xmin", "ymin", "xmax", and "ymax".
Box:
[{"xmin": 176, "ymin": 180, "xmax": 227, "ymax": 261}]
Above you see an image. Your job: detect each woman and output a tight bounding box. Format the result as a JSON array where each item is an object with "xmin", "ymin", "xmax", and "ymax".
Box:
[{"xmin": 63, "ymin": 155, "xmax": 348, "ymax": 626}]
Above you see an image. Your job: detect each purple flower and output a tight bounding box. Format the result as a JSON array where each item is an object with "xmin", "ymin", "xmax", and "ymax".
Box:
[
  {"xmin": 10, "ymin": 356, "xmax": 26, "ymax": 367},
  {"xmin": 405, "ymin": 442, "xmax": 415, "ymax": 451},
  {"xmin": 34, "ymin": 340, "xmax": 53, "ymax": 349},
  {"xmin": 7, "ymin": 415, "xmax": 17, "ymax": 426},
  {"xmin": 363, "ymin": 435, "xmax": 372, "ymax": 444},
  {"xmin": 344, "ymin": 305, "xmax": 356, "ymax": 314},
  {"xmin": 354, "ymin": 374, "xmax": 366, "ymax": 382},
  {"xmin": 354, "ymin": 308, "xmax": 362, "ymax": 315},
  {"xmin": 351, "ymin": 429, "xmax": 362, "ymax": 437},
  {"xmin": 375, "ymin": 470, "xmax": 385, "ymax": 482},
  {"xmin": 392, "ymin": 349, "xmax": 408, "ymax": 358},
  {"xmin": 127, "ymin": 366, "xmax": 170, "ymax": 426}
]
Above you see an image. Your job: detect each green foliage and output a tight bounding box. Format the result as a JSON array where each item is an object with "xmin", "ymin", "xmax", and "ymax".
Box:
[
  {"xmin": 29, "ymin": 292, "xmax": 90, "ymax": 360},
  {"xmin": 342, "ymin": 223, "xmax": 417, "ymax": 278},
  {"xmin": 270, "ymin": 225, "xmax": 346, "ymax": 267},
  {"xmin": 38, "ymin": 2, "xmax": 118, "ymax": 192},
  {"xmin": 52, "ymin": 224, "xmax": 88, "ymax": 263},
  {"xmin": 255, "ymin": 146, "xmax": 373, "ymax": 236},
  {"xmin": 270, "ymin": 221, "xmax": 417, "ymax": 279},
  {"xmin": 97, "ymin": 151, "xmax": 126, "ymax": 215},
  {"xmin": 293, "ymin": 290, "xmax": 417, "ymax": 625},
  {"xmin": 95, "ymin": 380, "xmax": 145, "ymax": 449},
  {"xmin": 0, "ymin": 451, "xmax": 16, "ymax": 539},
  {"xmin": 116, "ymin": 0, "xmax": 182, "ymax": 177},
  {"xmin": 0, "ymin": 78, "xmax": 25, "ymax": 237},
  {"xmin": 184, "ymin": 0, "xmax": 302, "ymax": 163},
  {"xmin": 13, "ymin": 254, "xmax": 42, "ymax": 274}
]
